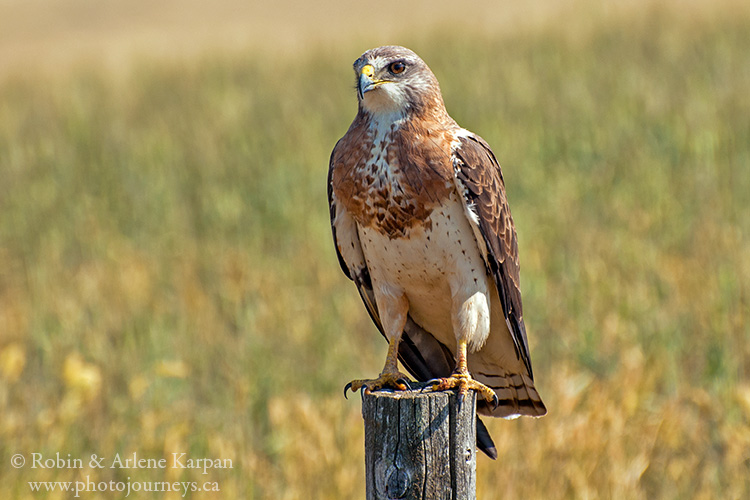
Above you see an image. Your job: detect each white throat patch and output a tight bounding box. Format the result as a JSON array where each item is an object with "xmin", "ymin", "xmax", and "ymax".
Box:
[{"xmin": 361, "ymin": 82, "xmax": 409, "ymax": 118}]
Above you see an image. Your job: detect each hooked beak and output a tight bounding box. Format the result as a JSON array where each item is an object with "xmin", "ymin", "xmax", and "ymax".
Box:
[{"xmin": 358, "ymin": 64, "xmax": 381, "ymax": 100}]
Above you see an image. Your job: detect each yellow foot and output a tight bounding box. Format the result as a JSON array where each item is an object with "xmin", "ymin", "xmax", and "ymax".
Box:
[
  {"xmin": 429, "ymin": 372, "xmax": 499, "ymax": 408},
  {"xmin": 344, "ymin": 371, "xmax": 412, "ymax": 398}
]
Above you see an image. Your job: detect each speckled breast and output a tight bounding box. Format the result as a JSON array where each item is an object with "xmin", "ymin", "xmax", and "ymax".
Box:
[{"xmin": 333, "ymin": 121, "xmax": 455, "ymax": 239}]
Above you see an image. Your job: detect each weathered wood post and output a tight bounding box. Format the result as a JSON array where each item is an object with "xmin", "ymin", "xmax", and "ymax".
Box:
[{"xmin": 362, "ymin": 386, "xmax": 477, "ymax": 499}]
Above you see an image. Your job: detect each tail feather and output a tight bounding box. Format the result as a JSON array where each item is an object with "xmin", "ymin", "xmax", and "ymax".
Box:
[{"xmin": 475, "ymin": 372, "xmax": 546, "ymax": 418}]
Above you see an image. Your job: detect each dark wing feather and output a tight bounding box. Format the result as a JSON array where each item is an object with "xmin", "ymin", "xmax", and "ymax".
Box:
[
  {"xmin": 327, "ymin": 144, "xmax": 354, "ymax": 281},
  {"xmin": 452, "ymin": 133, "xmax": 535, "ymax": 378},
  {"xmin": 327, "ymin": 148, "xmax": 498, "ymax": 459}
]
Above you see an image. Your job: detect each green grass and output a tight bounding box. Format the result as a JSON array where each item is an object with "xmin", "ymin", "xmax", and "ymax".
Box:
[{"xmin": 1, "ymin": 5, "xmax": 749, "ymax": 499}]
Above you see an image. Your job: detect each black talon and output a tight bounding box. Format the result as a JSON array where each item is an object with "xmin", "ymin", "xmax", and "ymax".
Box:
[
  {"xmin": 396, "ymin": 378, "xmax": 412, "ymax": 390},
  {"xmin": 344, "ymin": 382, "xmax": 353, "ymax": 399},
  {"xmin": 492, "ymin": 393, "xmax": 500, "ymax": 410}
]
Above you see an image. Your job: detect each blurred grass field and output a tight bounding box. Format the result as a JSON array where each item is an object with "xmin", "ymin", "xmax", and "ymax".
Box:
[{"xmin": 1, "ymin": 0, "xmax": 750, "ymax": 498}]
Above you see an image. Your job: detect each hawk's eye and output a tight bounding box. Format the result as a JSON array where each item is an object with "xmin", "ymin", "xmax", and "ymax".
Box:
[{"xmin": 389, "ymin": 61, "xmax": 406, "ymax": 75}]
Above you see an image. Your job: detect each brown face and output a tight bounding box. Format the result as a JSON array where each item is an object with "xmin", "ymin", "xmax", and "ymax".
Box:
[{"xmin": 352, "ymin": 46, "xmax": 442, "ymax": 117}]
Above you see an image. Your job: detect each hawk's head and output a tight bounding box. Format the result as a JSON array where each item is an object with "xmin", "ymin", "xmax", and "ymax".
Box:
[{"xmin": 353, "ymin": 46, "xmax": 447, "ymax": 119}]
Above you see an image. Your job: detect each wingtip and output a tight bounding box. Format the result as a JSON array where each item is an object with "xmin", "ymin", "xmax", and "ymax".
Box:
[
  {"xmin": 483, "ymin": 445, "xmax": 498, "ymax": 460},
  {"xmin": 476, "ymin": 417, "xmax": 498, "ymax": 459}
]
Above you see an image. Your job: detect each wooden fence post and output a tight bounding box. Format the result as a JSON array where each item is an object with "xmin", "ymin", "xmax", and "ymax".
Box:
[{"xmin": 361, "ymin": 387, "xmax": 477, "ymax": 499}]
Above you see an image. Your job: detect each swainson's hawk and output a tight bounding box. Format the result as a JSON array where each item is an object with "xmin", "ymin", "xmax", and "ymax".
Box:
[{"xmin": 328, "ymin": 46, "xmax": 546, "ymax": 459}]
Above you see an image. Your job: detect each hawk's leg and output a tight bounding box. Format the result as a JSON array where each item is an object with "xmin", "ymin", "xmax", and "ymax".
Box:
[
  {"xmin": 430, "ymin": 339, "xmax": 499, "ymax": 407},
  {"xmin": 344, "ymin": 334, "xmax": 411, "ymax": 396},
  {"xmin": 344, "ymin": 289, "xmax": 412, "ymax": 397},
  {"xmin": 428, "ymin": 289, "xmax": 498, "ymax": 405}
]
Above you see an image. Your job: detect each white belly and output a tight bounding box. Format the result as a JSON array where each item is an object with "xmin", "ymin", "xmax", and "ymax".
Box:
[{"xmin": 357, "ymin": 193, "xmax": 492, "ymax": 350}]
